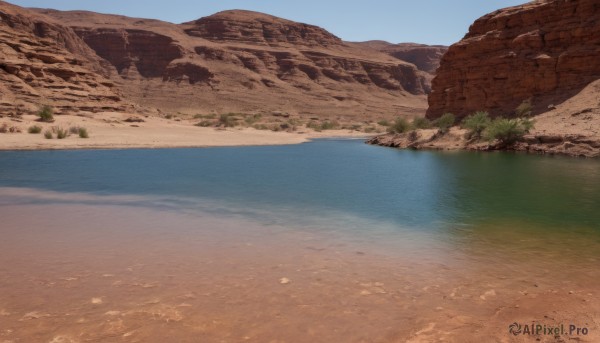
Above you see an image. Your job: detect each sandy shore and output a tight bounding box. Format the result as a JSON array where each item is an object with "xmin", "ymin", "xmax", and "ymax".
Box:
[{"xmin": 0, "ymin": 112, "xmax": 370, "ymax": 150}]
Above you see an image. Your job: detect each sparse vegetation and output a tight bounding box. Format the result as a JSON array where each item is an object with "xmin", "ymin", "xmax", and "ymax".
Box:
[
  {"xmin": 53, "ymin": 126, "xmax": 69, "ymax": 139},
  {"xmin": 434, "ymin": 113, "xmax": 455, "ymax": 133},
  {"xmin": 484, "ymin": 118, "xmax": 535, "ymax": 145},
  {"xmin": 388, "ymin": 117, "xmax": 410, "ymax": 134},
  {"xmin": 218, "ymin": 113, "xmax": 238, "ymax": 127},
  {"xmin": 0, "ymin": 124, "xmax": 21, "ymax": 133},
  {"xmin": 377, "ymin": 120, "xmax": 391, "ymax": 127},
  {"xmin": 306, "ymin": 120, "xmax": 339, "ymax": 131},
  {"xmin": 462, "ymin": 111, "xmax": 492, "ymax": 139},
  {"xmin": 244, "ymin": 114, "xmax": 262, "ymax": 125},
  {"xmin": 28, "ymin": 125, "xmax": 42, "ymax": 134},
  {"xmin": 44, "ymin": 130, "xmax": 53, "ymax": 139},
  {"xmin": 37, "ymin": 105, "xmax": 54, "ymax": 123},
  {"xmin": 411, "ymin": 117, "xmax": 432, "ymax": 130},
  {"xmin": 69, "ymin": 126, "xmax": 80, "ymax": 135},
  {"xmin": 78, "ymin": 127, "xmax": 89, "ymax": 138},
  {"xmin": 194, "ymin": 113, "xmax": 217, "ymax": 120},
  {"xmin": 516, "ymin": 99, "xmax": 533, "ymax": 118},
  {"xmin": 195, "ymin": 120, "xmax": 213, "ymax": 127}
]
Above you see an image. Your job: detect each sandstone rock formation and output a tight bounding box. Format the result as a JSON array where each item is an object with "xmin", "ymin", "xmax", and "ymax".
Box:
[
  {"xmin": 0, "ymin": 2, "xmax": 130, "ymax": 115},
  {"xmin": 427, "ymin": 0, "xmax": 600, "ymax": 120},
  {"xmin": 352, "ymin": 41, "xmax": 447, "ymax": 75},
  {"xmin": 34, "ymin": 9, "xmax": 429, "ymax": 121}
]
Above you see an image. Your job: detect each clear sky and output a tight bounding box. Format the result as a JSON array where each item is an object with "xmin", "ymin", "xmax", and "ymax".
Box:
[{"xmin": 7, "ymin": 0, "xmax": 528, "ymax": 46}]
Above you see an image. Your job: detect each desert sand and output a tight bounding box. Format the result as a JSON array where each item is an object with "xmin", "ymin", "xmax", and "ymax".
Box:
[{"xmin": 0, "ymin": 112, "xmax": 369, "ymax": 151}]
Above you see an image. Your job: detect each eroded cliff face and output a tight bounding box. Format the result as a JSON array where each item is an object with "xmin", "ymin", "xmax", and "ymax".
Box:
[
  {"xmin": 35, "ymin": 9, "xmax": 428, "ymax": 120},
  {"xmin": 0, "ymin": 3, "xmax": 130, "ymax": 115},
  {"xmin": 427, "ymin": 0, "xmax": 600, "ymax": 120},
  {"xmin": 354, "ymin": 41, "xmax": 448, "ymax": 75}
]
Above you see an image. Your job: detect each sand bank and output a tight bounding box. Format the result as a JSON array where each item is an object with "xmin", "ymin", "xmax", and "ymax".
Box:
[{"xmin": 0, "ymin": 112, "xmax": 369, "ymax": 151}]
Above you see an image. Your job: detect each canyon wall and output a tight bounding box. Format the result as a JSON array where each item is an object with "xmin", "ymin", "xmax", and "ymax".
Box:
[
  {"xmin": 35, "ymin": 9, "xmax": 430, "ymax": 120},
  {"xmin": 0, "ymin": 2, "xmax": 130, "ymax": 115},
  {"xmin": 427, "ymin": 0, "xmax": 600, "ymax": 120}
]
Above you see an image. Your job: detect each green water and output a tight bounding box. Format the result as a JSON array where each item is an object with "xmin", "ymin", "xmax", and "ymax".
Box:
[{"xmin": 0, "ymin": 139, "xmax": 598, "ymax": 232}]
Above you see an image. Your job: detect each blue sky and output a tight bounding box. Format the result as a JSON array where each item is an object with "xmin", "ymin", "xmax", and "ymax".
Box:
[{"xmin": 9, "ymin": 0, "xmax": 527, "ymax": 45}]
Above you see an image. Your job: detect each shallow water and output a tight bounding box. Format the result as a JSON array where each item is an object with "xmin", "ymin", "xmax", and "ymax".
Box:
[{"xmin": 0, "ymin": 140, "xmax": 599, "ymax": 342}]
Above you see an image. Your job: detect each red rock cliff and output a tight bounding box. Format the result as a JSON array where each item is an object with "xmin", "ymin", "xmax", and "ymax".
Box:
[
  {"xmin": 0, "ymin": 2, "xmax": 130, "ymax": 114},
  {"xmin": 35, "ymin": 9, "xmax": 429, "ymax": 119},
  {"xmin": 427, "ymin": 0, "xmax": 600, "ymax": 120}
]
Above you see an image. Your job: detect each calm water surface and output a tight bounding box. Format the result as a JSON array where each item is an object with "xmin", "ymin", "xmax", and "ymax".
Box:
[{"xmin": 0, "ymin": 139, "xmax": 599, "ymax": 342}]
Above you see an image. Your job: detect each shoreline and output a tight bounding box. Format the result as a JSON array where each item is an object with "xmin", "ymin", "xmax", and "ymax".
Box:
[
  {"xmin": 0, "ymin": 113, "xmax": 372, "ymax": 151},
  {"xmin": 367, "ymin": 128, "xmax": 600, "ymax": 158}
]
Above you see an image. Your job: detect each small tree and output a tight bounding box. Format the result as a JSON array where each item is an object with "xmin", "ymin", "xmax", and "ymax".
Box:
[
  {"xmin": 462, "ymin": 111, "xmax": 491, "ymax": 139},
  {"xmin": 37, "ymin": 105, "xmax": 54, "ymax": 122},
  {"xmin": 388, "ymin": 117, "xmax": 410, "ymax": 134},
  {"xmin": 435, "ymin": 113, "xmax": 455, "ymax": 134}
]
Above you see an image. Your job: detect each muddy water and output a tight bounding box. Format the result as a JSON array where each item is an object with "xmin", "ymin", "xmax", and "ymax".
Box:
[{"xmin": 0, "ymin": 140, "xmax": 599, "ymax": 342}]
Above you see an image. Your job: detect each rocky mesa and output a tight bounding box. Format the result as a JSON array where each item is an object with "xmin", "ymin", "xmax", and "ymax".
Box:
[{"xmin": 31, "ymin": 8, "xmax": 431, "ymax": 122}]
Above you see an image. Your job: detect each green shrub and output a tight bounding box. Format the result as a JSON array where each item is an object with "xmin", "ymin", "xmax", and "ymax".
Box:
[
  {"xmin": 411, "ymin": 117, "xmax": 432, "ymax": 129},
  {"xmin": 78, "ymin": 127, "xmax": 89, "ymax": 138},
  {"xmin": 44, "ymin": 130, "xmax": 53, "ymax": 139},
  {"xmin": 218, "ymin": 113, "xmax": 237, "ymax": 127},
  {"xmin": 196, "ymin": 120, "xmax": 213, "ymax": 127},
  {"xmin": 53, "ymin": 127, "xmax": 68, "ymax": 139},
  {"xmin": 320, "ymin": 121, "xmax": 339, "ymax": 130},
  {"xmin": 434, "ymin": 113, "xmax": 455, "ymax": 133},
  {"xmin": 516, "ymin": 99, "xmax": 533, "ymax": 118},
  {"xmin": 462, "ymin": 111, "xmax": 491, "ymax": 139},
  {"xmin": 484, "ymin": 118, "xmax": 535, "ymax": 145},
  {"xmin": 253, "ymin": 124, "xmax": 269, "ymax": 130},
  {"xmin": 388, "ymin": 117, "xmax": 410, "ymax": 134},
  {"xmin": 244, "ymin": 114, "xmax": 262, "ymax": 125},
  {"xmin": 377, "ymin": 120, "xmax": 390, "ymax": 127},
  {"xmin": 37, "ymin": 105, "xmax": 54, "ymax": 122},
  {"xmin": 28, "ymin": 125, "xmax": 42, "ymax": 134}
]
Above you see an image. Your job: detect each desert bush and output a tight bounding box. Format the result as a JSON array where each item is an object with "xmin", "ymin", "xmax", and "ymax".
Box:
[
  {"xmin": 462, "ymin": 111, "xmax": 491, "ymax": 139},
  {"xmin": 44, "ymin": 130, "xmax": 53, "ymax": 139},
  {"xmin": 377, "ymin": 120, "xmax": 390, "ymax": 127},
  {"xmin": 253, "ymin": 124, "xmax": 269, "ymax": 130},
  {"xmin": 244, "ymin": 114, "xmax": 262, "ymax": 125},
  {"xmin": 388, "ymin": 117, "xmax": 410, "ymax": 134},
  {"xmin": 411, "ymin": 117, "xmax": 432, "ymax": 129},
  {"xmin": 218, "ymin": 113, "xmax": 237, "ymax": 127},
  {"xmin": 434, "ymin": 113, "xmax": 455, "ymax": 133},
  {"xmin": 69, "ymin": 126, "xmax": 80, "ymax": 134},
  {"xmin": 516, "ymin": 99, "xmax": 533, "ymax": 118},
  {"xmin": 37, "ymin": 105, "xmax": 54, "ymax": 122},
  {"xmin": 28, "ymin": 125, "xmax": 42, "ymax": 134},
  {"xmin": 484, "ymin": 118, "xmax": 535, "ymax": 145},
  {"xmin": 0, "ymin": 123, "xmax": 8, "ymax": 133},
  {"xmin": 53, "ymin": 127, "xmax": 68, "ymax": 139},
  {"xmin": 320, "ymin": 121, "xmax": 339, "ymax": 130},
  {"xmin": 195, "ymin": 120, "xmax": 213, "ymax": 127},
  {"xmin": 78, "ymin": 127, "xmax": 89, "ymax": 138}
]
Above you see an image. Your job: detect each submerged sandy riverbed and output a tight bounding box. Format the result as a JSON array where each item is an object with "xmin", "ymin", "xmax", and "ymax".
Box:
[{"xmin": 0, "ymin": 188, "xmax": 598, "ymax": 343}]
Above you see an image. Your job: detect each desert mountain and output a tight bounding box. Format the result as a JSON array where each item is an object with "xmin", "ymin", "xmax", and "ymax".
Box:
[{"xmin": 25, "ymin": 7, "xmax": 431, "ymax": 121}]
